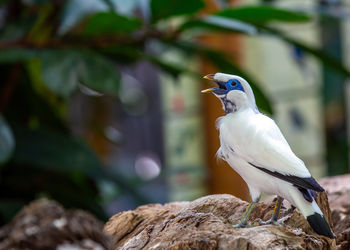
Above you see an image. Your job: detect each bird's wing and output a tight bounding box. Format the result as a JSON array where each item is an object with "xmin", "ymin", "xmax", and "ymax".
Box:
[{"xmin": 222, "ymin": 113, "xmax": 323, "ymax": 192}]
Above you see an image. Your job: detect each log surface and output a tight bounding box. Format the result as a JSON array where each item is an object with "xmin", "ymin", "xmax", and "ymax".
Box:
[
  {"xmin": 320, "ymin": 174, "xmax": 350, "ymax": 250},
  {"xmin": 0, "ymin": 199, "xmax": 112, "ymax": 250},
  {"xmin": 3, "ymin": 174, "xmax": 350, "ymax": 249},
  {"xmin": 104, "ymin": 194, "xmax": 335, "ymax": 249}
]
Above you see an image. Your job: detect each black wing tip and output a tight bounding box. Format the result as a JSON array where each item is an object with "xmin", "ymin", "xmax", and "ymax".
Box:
[
  {"xmin": 249, "ymin": 163, "xmax": 325, "ymax": 192},
  {"xmin": 307, "ymin": 213, "xmax": 335, "ymax": 239},
  {"xmin": 304, "ymin": 177, "xmax": 324, "ymax": 192}
]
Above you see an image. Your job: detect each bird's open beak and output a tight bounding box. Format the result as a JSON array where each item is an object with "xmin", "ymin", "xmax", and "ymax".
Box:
[{"xmin": 201, "ymin": 74, "xmax": 216, "ymax": 93}]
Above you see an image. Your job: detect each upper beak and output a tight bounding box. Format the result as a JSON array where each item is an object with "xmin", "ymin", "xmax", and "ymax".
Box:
[
  {"xmin": 201, "ymin": 74, "xmax": 216, "ymax": 93},
  {"xmin": 203, "ymin": 74, "xmax": 215, "ymax": 81}
]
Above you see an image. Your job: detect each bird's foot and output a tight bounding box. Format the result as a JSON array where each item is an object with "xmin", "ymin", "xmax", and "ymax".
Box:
[
  {"xmin": 256, "ymin": 218, "xmax": 280, "ymax": 226},
  {"xmin": 233, "ymin": 221, "xmax": 248, "ymax": 228}
]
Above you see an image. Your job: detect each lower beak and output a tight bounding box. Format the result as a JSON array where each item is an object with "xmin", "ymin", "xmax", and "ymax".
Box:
[
  {"xmin": 201, "ymin": 88, "xmax": 216, "ymax": 93},
  {"xmin": 202, "ymin": 74, "xmax": 216, "ymax": 93}
]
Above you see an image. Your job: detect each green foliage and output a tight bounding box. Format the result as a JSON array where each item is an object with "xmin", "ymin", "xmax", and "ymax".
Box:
[
  {"xmin": 0, "ymin": 0, "xmax": 348, "ymax": 224},
  {"xmin": 40, "ymin": 50, "xmax": 80, "ymax": 97},
  {"xmin": 0, "ymin": 49, "xmax": 37, "ymax": 63},
  {"xmin": 150, "ymin": 0, "xmax": 205, "ymax": 22},
  {"xmin": 85, "ymin": 12, "xmax": 141, "ymax": 36},
  {"xmin": 180, "ymin": 6, "xmax": 309, "ymax": 35},
  {"xmin": 180, "ymin": 16, "xmax": 258, "ymax": 35},
  {"xmin": 179, "ymin": 13, "xmax": 350, "ymax": 81},
  {"xmin": 215, "ymin": 6, "xmax": 310, "ymax": 24},
  {"xmin": 40, "ymin": 50, "xmax": 120, "ymax": 97},
  {"xmin": 0, "ymin": 49, "xmax": 120, "ymax": 97}
]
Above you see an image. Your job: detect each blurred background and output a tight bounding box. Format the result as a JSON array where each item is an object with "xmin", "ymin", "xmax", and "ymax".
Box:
[{"xmin": 0, "ymin": 0, "xmax": 349, "ymax": 224}]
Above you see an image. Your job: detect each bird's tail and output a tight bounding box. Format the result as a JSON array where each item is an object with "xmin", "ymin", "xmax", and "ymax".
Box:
[
  {"xmin": 306, "ymin": 209, "xmax": 334, "ymax": 239},
  {"xmin": 293, "ymin": 193, "xmax": 335, "ymax": 238}
]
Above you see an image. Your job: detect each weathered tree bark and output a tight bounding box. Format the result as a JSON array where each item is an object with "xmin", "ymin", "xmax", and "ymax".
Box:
[
  {"xmin": 0, "ymin": 199, "xmax": 112, "ymax": 250},
  {"xmin": 104, "ymin": 193, "xmax": 336, "ymax": 249},
  {"xmin": 2, "ymin": 174, "xmax": 350, "ymax": 249},
  {"xmin": 320, "ymin": 174, "xmax": 350, "ymax": 250}
]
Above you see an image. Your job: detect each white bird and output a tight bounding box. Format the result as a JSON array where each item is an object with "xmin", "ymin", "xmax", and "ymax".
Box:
[{"xmin": 202, "ymin": 73, "xmax": 334, "ymax": 238}]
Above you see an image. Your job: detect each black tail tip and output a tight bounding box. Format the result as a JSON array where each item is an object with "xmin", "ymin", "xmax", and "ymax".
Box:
[{"xmin": 307, "ymin": 213, "xmax": 335, "ymax": 239}]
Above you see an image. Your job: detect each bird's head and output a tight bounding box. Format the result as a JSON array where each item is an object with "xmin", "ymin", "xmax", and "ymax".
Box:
[{"xmin": 202, "ymin": 73, "xmax": 259, "ymax": 113}]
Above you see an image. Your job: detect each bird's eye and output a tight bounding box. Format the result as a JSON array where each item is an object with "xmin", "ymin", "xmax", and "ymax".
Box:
[{"xmin": 230, "ymin": 80, "xmax": 238, "ymax": 87}]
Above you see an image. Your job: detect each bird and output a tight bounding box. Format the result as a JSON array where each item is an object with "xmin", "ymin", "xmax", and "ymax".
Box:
[{"xmin": 201, "ymin": 72, "xmax": 335, "ymax": 239}]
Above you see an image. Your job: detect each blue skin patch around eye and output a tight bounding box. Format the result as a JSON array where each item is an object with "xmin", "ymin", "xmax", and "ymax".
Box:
[
  {"xmin": 212, "ymin": 79, "xmax": 245, "ymax": 95},
  {"xmin": 226, "ymin": 79, "xmax": 244, "ymax": 92}
]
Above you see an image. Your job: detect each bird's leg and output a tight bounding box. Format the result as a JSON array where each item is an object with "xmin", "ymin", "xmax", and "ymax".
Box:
[
  {"xmin": 257, "ymin": 196, "xmax": 283, "ymax": 226},
  {"xmin": 234, "ymin": 200, "xmax": 258, "ymax": 228}
]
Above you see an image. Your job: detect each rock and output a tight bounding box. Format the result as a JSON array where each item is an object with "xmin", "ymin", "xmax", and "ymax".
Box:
[
  {"xmin": 320, "ymin": 174, "xmax": 350, "ymax": 250},
  {"xmin": 0, "ymin": 199, "xmax": 112, "ymax": 250},
  {"xmin": 104, "ymin": 194, "xmax": 335, "ymax": 249}
]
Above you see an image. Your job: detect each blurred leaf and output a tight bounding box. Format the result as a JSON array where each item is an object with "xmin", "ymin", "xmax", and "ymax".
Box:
[
  {"xmin": 59, "ymin": 0, "xmax": 111, "ymax": 34},
  {"xmin": 12, "ymin": 126, "xmax": 101, "ymax": 175},
  {"xmin": 40, "ymin": 50, "xmax": 79, "ymax": 97},
  {"xmin": 84, "ymin": 12, "xmax": 141, "ymax": 36},
  {"xmin": 164, "ymin": 41, "xmax": 273, "ymax": 114},
  {"xmin": 180, "ymin": 6, "xmax": 309, "ymax": 34},
  {"xmin": 100, "ymin": 45, "xmax": 144, "ymax": 63},
  {"xmin": 103, "ymin": 46, "xmax": 197, "ymax": 78},
  {"xmin": 180, "ymin": 10, "xmax": 350, "ymax": 79},
  {"xmin": 0, "ymin": 116, "xmax": 15, "ymax": 165},
  {"xmin": 101, "ymin": 44, "xmax": 198, "ymax": 77},
  {"xmin": 147, "ymin": 56, "xmax": 190, "ymax": 78},
  {"xmin": 180, "ymin": 15, "xmax": 257, "ymax": 35},
  {"xmin": 215, "ymin": 6, "xmax": 310, "ymax": 24},
  {"xmin": 143, "ymin": 53, "xmax": 198, "ymax": 78},
  {"xmin": 0, "ymin": 49, "xmax": 37, "ymax": 64},
  {"xmin": 39, "ymin": 50, "xmax": 120, "ymax": 97},
  {"xmin": 151, "ymin": 0, "xmax": 204, "ymax": 22},
  {"xmin": 79, "ymin": 51, "xmax": 120, "ymax": 94}
]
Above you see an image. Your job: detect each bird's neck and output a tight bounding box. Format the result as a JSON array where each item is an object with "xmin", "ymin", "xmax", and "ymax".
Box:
[
  {"xmin": 220, "ymin": 96, "xmax": 251, "ymax": 114},
  {"xmin": 221, "ymin": 98, "xmax": 237, "ymax": 114}
]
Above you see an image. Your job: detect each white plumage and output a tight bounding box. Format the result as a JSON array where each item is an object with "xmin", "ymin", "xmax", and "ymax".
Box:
[
  {"xmin": 217, "ymin": 106, "xmax": 319, "ymax": 215},
  {"xmin": 202, "ymin": 72, "xmax": 334, "ymax": 238}
]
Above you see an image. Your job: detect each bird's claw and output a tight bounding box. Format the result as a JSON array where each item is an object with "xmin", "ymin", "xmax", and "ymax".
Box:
[
  {"xmin": 256, "ymin": 218, "xmax": 280, "ymax": 226},
  {"xmin": 233, "ymin": 221, "xmax": 248, "ymax": 228}
]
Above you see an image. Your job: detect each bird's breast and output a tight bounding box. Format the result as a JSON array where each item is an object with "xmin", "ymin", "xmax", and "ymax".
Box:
[{"xmin": 218, "ymin": 110, "xmax": 258, "ymax": 158}]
